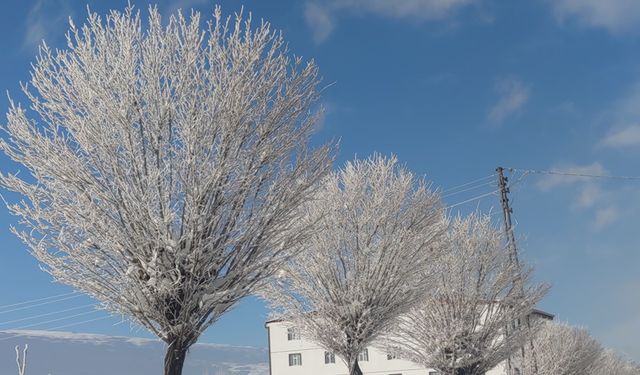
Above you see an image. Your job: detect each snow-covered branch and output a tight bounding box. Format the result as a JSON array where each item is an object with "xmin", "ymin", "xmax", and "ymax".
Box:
[
  {"xmin": 1, "ymin": 5, "xmax": 331, "ymax": 375},
  {"xmin": 591, "ymin": 349, "xmax": 640, "ymax": 375},
  {"xmin": 387, "ymin": 213, "xmax": 547, "ymax": 375},
  {"xmin": 262, "ymin": 155, "xmax": 446, "ymax": 375},
  {"xmin": 525, "ymin": 321, "xmax": 603, "ymax": 375}
]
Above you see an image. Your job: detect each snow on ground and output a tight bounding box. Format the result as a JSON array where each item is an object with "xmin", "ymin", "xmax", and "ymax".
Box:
[{"xmin": 0, "ymin": 330, "xmax": 268, "ymax": 375}]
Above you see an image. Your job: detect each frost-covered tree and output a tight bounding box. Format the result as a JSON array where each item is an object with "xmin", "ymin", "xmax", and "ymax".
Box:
[
  {"xmin": 0, "ymin": 6, "xmax": 331, "ymax": 375},
  {"xmin": 388, "ymin": 213, "xmax": 547, "ymax": 375},
  {"xmin": 591, "ymin": 349, "xmax": 640, "ymax": 375},
  {"xmin": 262, "ymin": 155, "xmax": 446, "ymax": 375},
  {"xmin": 524, "ymin": 321, "xmax": 603, "ymax": 375}
]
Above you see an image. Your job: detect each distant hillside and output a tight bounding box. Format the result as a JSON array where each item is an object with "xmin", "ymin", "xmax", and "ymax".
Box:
[{"xmin": 0, "ymin": 330, "xmax": 268, "ymax": 375}]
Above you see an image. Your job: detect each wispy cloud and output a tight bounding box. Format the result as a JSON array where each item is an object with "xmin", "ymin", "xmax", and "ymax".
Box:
[
  {"xmin": 23, "ymin": 0, "xmax": 72, "ymax": 52},
  {"xmin": 550, "ymin": 0, "xmax": 640, "ymax": 35},
  {"xmin": 595, "ymin": 80, "xmax": 640, "ymax": 149},
  {"xmin": 163, "ymin": 0, "xmax": 209, "ymax": 18},
  {"xmin": 601, "ymin": 125, "xmax": 640, "ymax": 148},
  {"xmin": 577, "ymin": 183, "xmax": 602, "ymax": 208},
  {"xmin": 594, "ymin": 206, "xmax": 618, "ymax": 230},
  {"xmin": 304, "ymin": 2, "xmax": 335, "ymax": 44},
  {"xmin": 487, "ymin": 76, "xmax": 530, "ymax": 125},
  {"xmin": 304, "ymin": 0, "xmax": 478, "ymax": 44},
  {"xmin": 536, "ymin": 162, "xmax": 620, "ymax": 229}
]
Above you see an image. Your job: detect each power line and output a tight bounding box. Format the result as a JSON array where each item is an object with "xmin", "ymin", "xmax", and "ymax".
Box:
[
  {"xmin": 509, "ymin": 168, "xmax": 640, "ymax": 181},
  {"xmin": 445, "ymin": 190, "xmax": 500, "ymax": 210},
  {"xmin": 0, "ymin": 315, "xmax": 113, "ymax": 343},
  {"xmin": 4, "ymin": 309, "xmax": 100, "ymax": 331},
  {"xmin": 0, "ymin": 294, "xmax": 83, "ymax": 315},
  {"xmin": 0, "ymin": 304, "xmax": 97, "ymax": 327},
  {"xmin": 442, "ymin": 180, "xmax": 496, "ymax": 198},
  {"xmin": 46, "ymin": 315, "xmax": 112, "ymax": 331},
  {"xmin": 441, "ymin": 174, "xmax": 496, "ymax": 194},
  {"xmin": 0, "ymin": 291, "xmax": 78, "ymax": 311}
]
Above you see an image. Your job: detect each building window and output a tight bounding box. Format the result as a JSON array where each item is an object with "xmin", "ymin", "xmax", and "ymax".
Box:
[
  {"xmin": 324, "ymin": 351, "xmax": 335, "ymax": 364},
  {"xmin": 358, "ymin": 348, "xmax": 369, "ymax": 362},
  {"xmin": 287, "ymin": 327, "xmax": 300, "ymax": 341},
  {"xmin": 514, "ymin": 369, "xmax": 521, "ymax": 375},
  {"xmin": 288, "ymin": 353, "xmax": 302, "ymax": 366}
]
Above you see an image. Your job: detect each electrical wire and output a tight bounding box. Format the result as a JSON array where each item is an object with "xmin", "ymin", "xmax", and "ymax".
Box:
[
  {"xmin": 509, "ymin": 168, "xmax": 640, "ymax": 180},
  {"xmin": 441, "ymin": 174, "xmax": 496, "ymax": 194},
  {"xmin": 0, "ymin": 304, "xmax": 98, "ymax": 327},
  {"xmin": 0, "ymin": 315, "xmax": 113, "ymax": 343},
  {"xmin": 0, "ymin": 291, "xmax": 78, "ymax": 311},
  {"xmin": 0, "ymin": 294, "xmax": 83, "ymax": 315},
  {"xmin": 5, "ymin": 309, "xmax": 101, "ymax": 331},
  {"xmin": 445, "ymin": 190, "xmax": 500, "ymax": 210},
  {"xmin": 442, "ymin": 180, "xmax": 496, "ymax": 198},
  {"xmin": 46, "ymin": 315, "xmax": 112, "ymax": 332}
]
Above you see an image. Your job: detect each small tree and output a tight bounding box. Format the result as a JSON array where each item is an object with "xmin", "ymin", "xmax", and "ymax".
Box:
[
  {"xmin": 524, "ymin": 321, "xmax": 603, "ymax": 375},
  {"xmin": 388, "ymin": 213, "xmax": 547, "ymax": 375},
  {"xmin": 15, "ymin": 345, "xmax": 27, "ymax": 375},
  {"xmin": 591, "ymin": 349, "xmax": 640, "ymax": 375},
  {"xmin": 1, "ymin": 6, "xmax": 331, "ymax": 375},
  {"xmin": 262, "ymin": 155, "xmax": 446, "ymax": 375}
]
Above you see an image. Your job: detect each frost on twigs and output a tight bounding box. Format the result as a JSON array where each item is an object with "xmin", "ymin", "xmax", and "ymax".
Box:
[
  {"xmin": 0, "ymin": 4, "xmax": 332, "ymax": 371},
  {"xmin": 523, "ymin": 321, "xmax": 640, "ymax": 375},
  {"xmin": 590, "ymin": 349, "xmax": 640, "ymax": 375},
  {"xmin": 261, "ymin": 155, "xmax": 447, "ymax": 375},
  {"xmin": 524, "ymin": 321, "xmax": 602, "ymax": 375},
  {"xmin": 386, "ymin": 213, "xmax": 548, "ymax": 375}
]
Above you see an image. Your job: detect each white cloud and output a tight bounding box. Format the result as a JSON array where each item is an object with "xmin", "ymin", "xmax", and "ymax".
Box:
[
  {"xmin": 304, "ymin": 2, "xmax": 335, "ymax": 44},
  {"xmin": 164, "ymin": 0, "xmax": 209, "ymax": 18},
  {"xmin": 596, "ymin": 80, "xmax": 640, "ymax": 149},
  {"xmin": 594, "ymin": 206, "xmax": 618, "ymax": 229},
  {"xmin": 336, "ymin": 0, "xmax": 476, "ymax": 20},
  {"xmin": 304, "ymin": 0, "xmax": 477, "ymax": 43},
  {"xmin": 601, "ymin": 125, "xmax": 640, "ymax": 148},
  {"xmin": 576, "ymin": 183, "xmax": 601, "ymax": 208},
  {"xmin": 536, "ymin": 162, "xmax": 607, "ymax": 191},
  {"xmin": 535, "ymin": 162, "xmax": 625, "ymax": 230},
  {"xmin": 487, "ymin": 76, "xmax": 530, "ymax": 125},
  {"xmin": 551, "ymin": 0, "xmax": 640, "ymax": 34},
  {"xmin": 23, "ymin": 0, "xmax": 72, "ymax": 52}
]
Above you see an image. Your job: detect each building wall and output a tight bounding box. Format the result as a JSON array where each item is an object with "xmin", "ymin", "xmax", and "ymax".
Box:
[
  {"xmin": 268, "ymin": 320, "xmax": 449, "ymax": 375},
  {"xmin": 267, "ymin": 312, "xmax": 552, "ymax": 375}
]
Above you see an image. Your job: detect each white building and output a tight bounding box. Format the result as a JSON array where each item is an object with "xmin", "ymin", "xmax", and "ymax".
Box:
[{"xmin": 265, "ymin": 310, "xmax": 553, "ymax": 375}]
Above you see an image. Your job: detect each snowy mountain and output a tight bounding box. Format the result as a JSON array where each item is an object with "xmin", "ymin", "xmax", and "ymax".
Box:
[{"xmin": 0, "ymin": 330, "xmax": 268, "ymax": 375}]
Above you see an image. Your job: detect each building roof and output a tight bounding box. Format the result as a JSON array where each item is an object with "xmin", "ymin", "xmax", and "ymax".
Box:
[{"xmin": 265, "ymin": 308, "xmax": 555, "ymax": 327}]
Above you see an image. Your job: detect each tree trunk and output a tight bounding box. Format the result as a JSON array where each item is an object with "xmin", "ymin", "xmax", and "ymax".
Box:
[
  {"xmin": 455, "ymin": 364, "xmax": 483, "ymax": 375},
  {"xmin": 164, "ymin": 340, "xmax": 189, "ymax": 375},
  {"xmin": 349, "ymin": 358, "xmax": 363, "ymax": 375}
]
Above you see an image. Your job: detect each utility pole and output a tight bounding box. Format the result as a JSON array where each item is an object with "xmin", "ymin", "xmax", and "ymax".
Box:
[
  {"xmin": 496, "ymin": 166, "xmax": 537, "ymax": 375},
  {"xmin": 496, "ymin": 167, "xmax": 519, "ymax": 267}
]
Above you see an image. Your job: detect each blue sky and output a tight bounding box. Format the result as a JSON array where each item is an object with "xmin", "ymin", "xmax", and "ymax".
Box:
[{"xmin": 0, "ymin": 0, "xmax": 639, "ymax": 362}]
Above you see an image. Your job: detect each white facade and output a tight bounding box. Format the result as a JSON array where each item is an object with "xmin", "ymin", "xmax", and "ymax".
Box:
[
  {"xmin": 265, "ymin": 310, "xmax": 553, "ymax": 375},
  {"xmin": 266, "ymin": 321, "xmax": 508, "ymax": 375}
]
